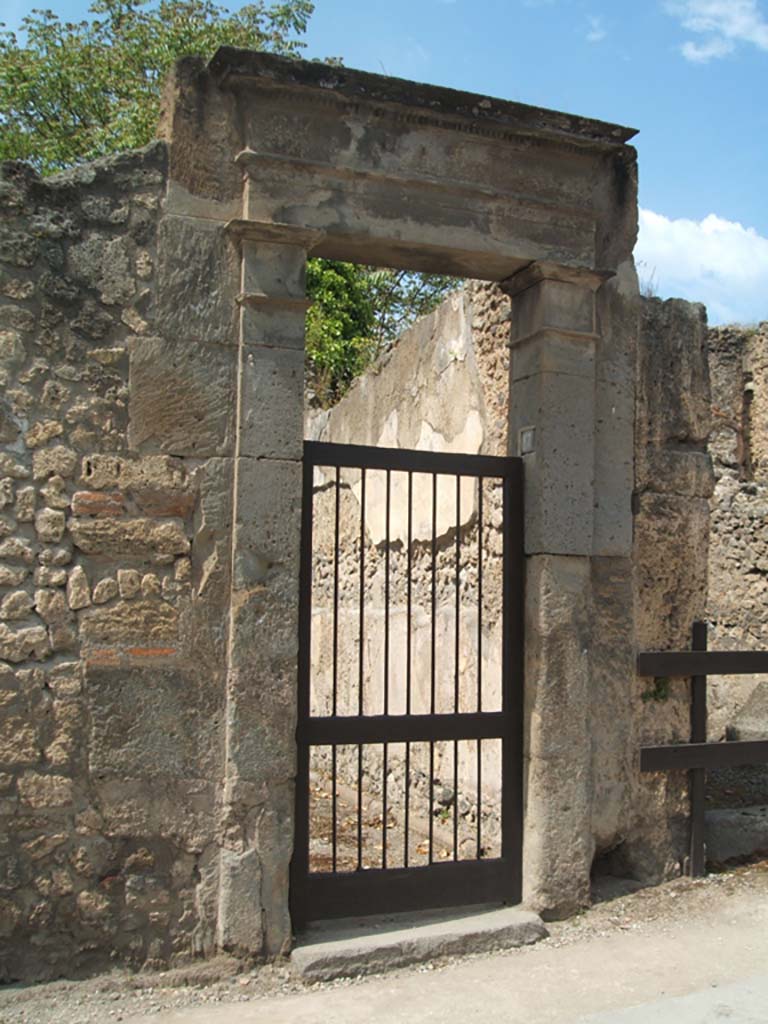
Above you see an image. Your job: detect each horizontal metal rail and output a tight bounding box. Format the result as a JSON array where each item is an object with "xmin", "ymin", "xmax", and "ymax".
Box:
[
  {"xmin": 641, "ymin": 739, "xmax": 768, "ymax": 773},
  {"xmin": 304, "ymin": 440, "xmax": 520, "ymax": 478},
  {"xmin": 305, "ymin": 857, "xmax": 510, "ymax": 921},
  {"xmin": 637, "ymin": 650, "xmax": 768, "ymax": 677},
  {"xmin": 299, "ymin": 711, "xmax": 507, "ymax": 746}
]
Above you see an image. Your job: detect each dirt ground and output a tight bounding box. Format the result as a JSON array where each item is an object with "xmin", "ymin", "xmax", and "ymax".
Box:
[{"xmin": 2, "ymin": 860, "xmax": 767, "ymax": 1024}]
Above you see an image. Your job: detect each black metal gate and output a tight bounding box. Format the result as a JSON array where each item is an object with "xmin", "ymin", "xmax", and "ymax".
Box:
[{"xmin": 291, "ymin": 441, "xmax": 524, "ymax": 928}]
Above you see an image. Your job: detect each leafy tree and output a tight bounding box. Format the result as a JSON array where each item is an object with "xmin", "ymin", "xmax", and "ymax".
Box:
[
  {"xmin": 0, "ymin": 0, "xmax": 313, "ymax": 172},
  {"xmin": 0, "ymin": 0, "xmax": 460, "ymax": 404}
]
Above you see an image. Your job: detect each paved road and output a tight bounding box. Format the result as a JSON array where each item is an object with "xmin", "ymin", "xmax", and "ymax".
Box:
[{"xmin": 124, "ymin": 889, "xmax": 768, "ymax": 1024}]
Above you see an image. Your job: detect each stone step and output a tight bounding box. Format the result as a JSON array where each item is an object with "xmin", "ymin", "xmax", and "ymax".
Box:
[{"xmin": 291, "ymin": 904, "xmax": 547, "ymax": 982}]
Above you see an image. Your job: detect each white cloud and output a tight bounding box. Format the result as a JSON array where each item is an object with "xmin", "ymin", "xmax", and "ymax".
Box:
[
  {"xmin": 636, "ymin": 208, "xmax": 768, "ymax": 325},
  {"xmin": 586, "ymin": 15, "xmax": 607, "ymax": 42},
  {"xmin": 666, "ymin": 0, "xmax": 768, "ymax": 61}
]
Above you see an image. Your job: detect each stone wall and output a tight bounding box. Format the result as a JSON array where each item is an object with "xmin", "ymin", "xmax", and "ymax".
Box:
[
  {"xmin": 707, "ymin": 323, "xmax": 768, "ymax": 740},
  {"xmin": 0, "ymin": 146, "xmax": 236, "ymax": 980}
]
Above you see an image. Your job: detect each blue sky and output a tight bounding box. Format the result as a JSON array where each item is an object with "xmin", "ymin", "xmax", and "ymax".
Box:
[{"xmin": 4, "ymin": 0, "xmax": 768, "ymax": 323}]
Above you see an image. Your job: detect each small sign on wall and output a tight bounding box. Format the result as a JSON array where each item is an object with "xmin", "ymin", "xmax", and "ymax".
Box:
[{"xmin": 518, "ymin": 426, "xmax": 536, "ymax": 456}]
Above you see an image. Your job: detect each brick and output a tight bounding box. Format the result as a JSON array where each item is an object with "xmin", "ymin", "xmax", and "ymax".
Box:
[{"xmin": 71, "ymin": 491, "xmax": 125, "ymax": 517}]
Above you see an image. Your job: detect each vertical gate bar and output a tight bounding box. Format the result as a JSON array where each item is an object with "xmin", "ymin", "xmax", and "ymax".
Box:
[
  {"xmin": 454, "ymin": 474, "xmax": 461, "ymax": 860},
  {"xmin": 429, "ymin": 473, "xmax": 437, "ymax": 864},
  {"xmin": 290, "ymin": 452, "xmax": 315, "ymax": 929},
  {"xmin": 383, "ymin": 470, "xmax": 391, "ymax": 869},
  {"xmin": 690, "ymin": 619, "xmax": 708, "ymax": 877},
  {"xmin": 477, "ymin": 478, "xmax": 483, "ymax": 858},
  {"xmin": 501, "ymin": 464, "xmax": 524, "ymax": 903},
  {"xmin": 405, "ymin": 471, "xmax": 413, "ymax": 867},
  {"xmin": 332, "ymin": 467, "xmax": 340, "ymax": 872},
  {"xmin": 357, "ymin": 469, "xmax": 366, "ymax": 871}
]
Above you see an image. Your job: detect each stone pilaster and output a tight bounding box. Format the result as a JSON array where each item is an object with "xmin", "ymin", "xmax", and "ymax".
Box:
[
  {"xmin": 217, "ymin": 223, "xmax": 318, "ymax": 955},
  {"xmin": 502, "ymin": 262, "xmax": 610, "ymax": 916}
]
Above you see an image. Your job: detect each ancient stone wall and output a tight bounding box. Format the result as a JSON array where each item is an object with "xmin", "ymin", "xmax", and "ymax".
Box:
[
  {"xmin": 707, "ymin": 323, "xmax": 768, "ymax": 740},
  {"xmin": 0, "ymin": 146, "xmax": 235, "ymax": 980}
]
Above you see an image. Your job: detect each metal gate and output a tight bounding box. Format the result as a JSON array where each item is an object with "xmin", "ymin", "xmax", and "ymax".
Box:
[{"xmin": 291, "ymin": 441, "xmax": 524, "ymax": 928}]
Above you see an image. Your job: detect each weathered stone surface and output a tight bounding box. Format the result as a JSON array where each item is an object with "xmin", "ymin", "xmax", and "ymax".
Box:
[
  {"xmin": 34, "ymin": 566, "xmax": 67, "ymax": 587},
  {"xmin": 34, "ymin": 508, "xmax": 66, "ymax": 543},
  {"xmin": 92, "ymin": 577, "xmax": 119, "ymax": 604},
  {"xmin": 32, "ymin": 445, "xmax": 77, "ymax": 481},
  {"xmin": 0, "ymin": 716, "xmax": 39, "ymax": 764},
  {"xmin": 69, "ymin": 517, "xmax": 189, "ymax": 558},
  {"xmin": 0, "ymin": 624, "xmax": 50, "ymax": 662},
  {"xmin": 128, "ymin": 335, "xmax": 235, "ymax": 456},
  {"xmin": 66, "ymin": 565, "xmax": 91, "ymax": 610},
  {"xmin": 35, "ymin": 588, "xmax": 70, "ymax": 625},
  {"xmin": 154, "ymin": 216, "xmax": 239, "ymax": 346},
  {"xmin": 79, "ymin": 598, "xmax": 178, "ymax": 646},
  {"xmin": 87, "ymin": 666, "xmax": 218, "ymax": 779},
  {"xmin": 117, "ymin": 568, "xmax": 141, "ymax": 599},
  {"xmin": 0, "ymin": 590, "xmax": 34, "ymax": 620},
  {"xmin": 14, "ymin": 486, "xmax": 36, "ymax": 522},
  {"xmin": 239, "ymin": 345, "xmax": 303, "ymax": 460},
  {"xmin": 0, "ymin": 538, "xmax": 35, "ymax": 563},
  {"xmin": 25, "ymin": 420, "xmax": 63, "ymax": 449},
  {"xmin": 17, "ymin": 772, "xmax": 73, "ymax": 808},
  {"xmin": 0, "ymin": 565, "xmax": 27, "ymax": 587}
]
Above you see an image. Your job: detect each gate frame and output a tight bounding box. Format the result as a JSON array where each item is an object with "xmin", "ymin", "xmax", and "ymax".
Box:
[{"xmin": 291, "ymin": 441, "xmax": 524, "ymax": 929}]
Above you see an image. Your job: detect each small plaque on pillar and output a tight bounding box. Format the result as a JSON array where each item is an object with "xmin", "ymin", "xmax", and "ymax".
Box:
[{"xmin": 519, "ymin": 426, "xmax": 536, "ymax": 456}]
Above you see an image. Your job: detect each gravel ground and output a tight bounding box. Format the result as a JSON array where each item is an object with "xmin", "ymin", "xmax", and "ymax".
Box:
[{"xmin": 2, "ymin": 860, "xmax": 767, "ymax": 1024}]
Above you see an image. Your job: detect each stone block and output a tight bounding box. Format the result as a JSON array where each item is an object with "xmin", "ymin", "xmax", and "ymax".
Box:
[
  {"xmin": 593, "ymin": 378, "xmax": 633, "ymax": 557},
  {"xmin": 117, "ymin": 569, "xmax": 141, "ymax": 598},
  {"xmin": 0, "ymin": 590, "xmax": 34, "ymax": 620},
  {"xmin": 35, "ymin": 508, "xmax": 66, "ymax": 543},
  {"xmin": 32, "ymin": 446, "xmax": 77, "ymax": 481},
  {"xmin": 0, "ymin": 624, "xmax": 49, "ymax": 662},
  {"xmin": 638, "ymin": 298, "xmax": 710, "ymax": 448},
  {"xmin": 510, "ymin": 278, "xmax": 595, "ymax": 344},
  {"xmin": 0, "ymin": 538, "xmax": 35, "ymax": 564},
  {"xmin": 232, "ymin": 458, "xmax": 301, "ymax": 588},
  {"xmin": 34, "ymin": 588, "xmax": 70, "ymax": 624},
  {"xmin": 523, "ymin": 554, "xmax": 592, "ymax": 917},
  {"xmin": 239, "ymin": 346, "xmax": 304, "ymax": 460},
  {"xmin": 0, "ymin": 716, "xmax": 39, "ymax": 764},
  {"xmin": 0, "ymin": 565, "xmax": 27, "ymax": 587},
  {"xmin": 128, "ymin": 335, "xmax": 235, "ymax": 457},
  {"xmin": 636, "ymin": 449, "xmax": 714, "ymax": 499},
  {"xmin": 14, "ymin": 487, "xmax": 36, "ymax": 522},
  {"xmin": 241, "ymin": 304, "xmax": 306, "ymax": 349},
  {"xmin": 241, "ymin": 240, "xmax": 306, "ymax": 299},
  {"xmin": 69, "ymin": 517, "xmax": 189, "ymax": 559},
  {"xmin": 80, "ymin": 598, "xmax": 178, "ymax": 646},
  {"xmin": 154, "ymin": 215, "xmax": 239, "ymax": 346},
  {"xmin": 17, "ymin": 772, "xmax": 73, "ymax": 808},
  {"xmin": 217, "ymin": 848, "xmax": 264, "ymax": 953},
  {"xmin": 509, "ymin": 369, "xmax": 595, "ymax": 556},
  {"xmin": 66, "ymin": 565, "xmax": 91, "ymax": 610},
  {"xmin": 25, "ymin": 420, "xmax": 63, "ymax": 449},
  {"xmin": 92, "ymin": 578, "xmax": 119, "ymax": 604},
  {"xmin": 87, "ymin": 666, "xmax": 218, "ymax": 779}
]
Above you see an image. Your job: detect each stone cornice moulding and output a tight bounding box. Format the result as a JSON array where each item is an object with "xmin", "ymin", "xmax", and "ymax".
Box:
[
  {"xmin": 501, "ymin": 261, "xmax": 615, "ymax": 298},
  {"xmin": 209, "ymin": 49, "xmax": 638, "ymax": 153}
]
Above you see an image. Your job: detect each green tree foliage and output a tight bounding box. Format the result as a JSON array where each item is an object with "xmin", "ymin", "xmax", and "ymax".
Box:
[
  {"xmin": 0, "ymin": 0, "xmax": 313, "ymax": 172},
  {"xmin": 306, "ymin": 262, "xmax": 459, "ymax": 407},
  {"xmin": 0, "ymin": 0, "xmax": 460, "ymax": 404}
]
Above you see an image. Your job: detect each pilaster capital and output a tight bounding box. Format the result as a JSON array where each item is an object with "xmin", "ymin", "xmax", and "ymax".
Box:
[{"xmin": 500, "ymin": 261, "xmax": 614, "ymax": 299}]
